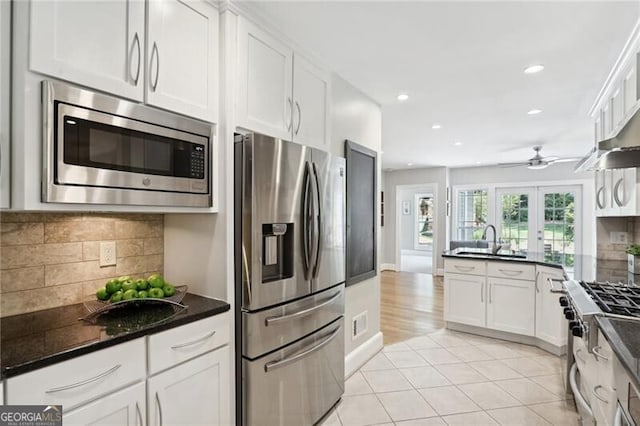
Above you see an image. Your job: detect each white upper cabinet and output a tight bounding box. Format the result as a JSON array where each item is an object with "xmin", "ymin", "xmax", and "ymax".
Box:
[
  {"xmin": 29, "ymin": 0, "xmax": 145, "ymax": 101},
  {"xmin": 236, "ymin": 17, "xmax": 331, "ymax": 149},
  {"xmin": 292, "ymin": 54, "xmax": 330, "ymax": 149},
  {"xmin": 623, "ymin": 61, "xmax": 637, "ymax": 118},
  {"xmin": 237, "ymin": 18, "xmax": 293, "ymax": 140},
  {"xmin": 146, "ymin": 0, "xmax": 219, "ymax": 122},
  {"xmin": 0, "ymin": 0, "xmax": 10, "ymax": 209},
  {"xmin": 612, "ymin": 87, "xmax": 624, "ymax": 130},
  {"xmin": 602, "ymin": 101, "xmax": 613, "ymax": 138}
]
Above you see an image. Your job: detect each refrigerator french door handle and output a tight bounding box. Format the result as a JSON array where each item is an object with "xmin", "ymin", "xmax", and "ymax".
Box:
[
  {"xmin": 311, "ymin": 163, "xmax": 323, "ymax": 278},
  {"xmin": 302, "ymin": 162, "xmax": 312, "ymax": 280}
]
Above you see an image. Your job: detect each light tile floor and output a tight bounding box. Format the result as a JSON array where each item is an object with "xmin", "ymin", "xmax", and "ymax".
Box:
[{"xmin": 320, "ymin": 329, "xmax": 578, "ymax": 426}]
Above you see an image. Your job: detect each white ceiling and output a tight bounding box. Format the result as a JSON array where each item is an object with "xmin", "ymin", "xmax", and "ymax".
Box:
[{"xmin": 244, "ymin": 1, "xmax": 640, "ymax": 169}]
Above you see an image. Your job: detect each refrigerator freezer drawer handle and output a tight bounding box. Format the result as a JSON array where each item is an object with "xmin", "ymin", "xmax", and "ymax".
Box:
[
  {"xmin": 265, "ymin": 292, "xmax": 341, "ymax": 326},
  {"xmin": 264, "ymin": 325, "xmax": 341, "ymax": 372}
]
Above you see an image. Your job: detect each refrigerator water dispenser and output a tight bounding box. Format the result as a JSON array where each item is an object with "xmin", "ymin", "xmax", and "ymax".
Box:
[{"xmin": 262, "ymin": 223, "xmax": 293, "ymax": 282}]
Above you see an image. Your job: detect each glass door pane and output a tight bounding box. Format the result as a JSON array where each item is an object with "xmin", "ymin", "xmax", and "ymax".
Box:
[
  {"xmin": 538, "ymin": 187, "xmax": 580, "ymax": 272},
  {"xmin": 496, "ymin": 188, "xmax": 536, "ymax": 254},
  {"xmin": 456, "ymin": 189, "xmax": 488, "ymax": 240},
  {"xmin": 415, "ymin": 194, "xmax": 433, "ymax": 250}
]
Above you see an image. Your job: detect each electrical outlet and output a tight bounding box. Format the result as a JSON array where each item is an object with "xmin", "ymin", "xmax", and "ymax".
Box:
[
  {"xmin": 99, "ymin": 241, "xmax": 116, "ymax": 267},
  {"xmin": 352, "ymin": 311, "xmax": 368, "ymax": 340},
  {"xmin": 610, "ymin": 231, "xmax": 629, "ymax": 244}
]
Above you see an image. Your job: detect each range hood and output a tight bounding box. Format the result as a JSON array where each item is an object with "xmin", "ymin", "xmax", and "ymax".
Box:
[{"xmin": 575, "ymin": 106, "xmax": 640, "ymax": 172}]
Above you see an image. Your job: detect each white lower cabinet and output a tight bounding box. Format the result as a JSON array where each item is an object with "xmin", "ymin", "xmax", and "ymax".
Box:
[
  {"xmin": 444, "ymin": 272, "xmax": 486, "ymax": 327},
  {"xmin": 535, "ymin": 266, "xmax": 567, "ymax": 346},
  {"xmin": 147, "ymin": 346, "xmax": 230, "ymax": 426},
  {"xmin": 486, "ymin": 277, "xmax": 535, "ymax": 336},
  {"xmin": 64, "ymin": 381, "xmax": 145, "ymax": 426}
]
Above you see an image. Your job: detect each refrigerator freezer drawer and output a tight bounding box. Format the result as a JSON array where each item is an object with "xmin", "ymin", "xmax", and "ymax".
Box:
[
  {"xmin": 242, "ymin": 284, "xmax": 344, "ymax": 359},
  {"xmin": 243, "ymin": 317, "xmax": 344, "ymax": 426}
]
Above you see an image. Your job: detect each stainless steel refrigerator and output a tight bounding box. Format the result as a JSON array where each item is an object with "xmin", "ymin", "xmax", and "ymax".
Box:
[{"xmin": 234, "ymin": 132, "xmax": 346, "ymax": 426}]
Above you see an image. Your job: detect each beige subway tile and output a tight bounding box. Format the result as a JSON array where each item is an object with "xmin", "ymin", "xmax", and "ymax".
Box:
[
  {"xmin": 83, "ymin": 278, "xmax": 112, "ymax": 298},
  {"xmin": 0, "ymin": 213, "xmax": 44, "ymax": 223},
  {"xmin": 143, "ymin": 238, "xmax": 164, "ymax": 255},
  {"xmin": 145, "ymin": 254, "xmax": 163, "ymax": 273},
  {"xmin": 115, "ymin": 220, "xmax": 163, "ymax": 239},
  {"xmin": 43, "ymin": 213, "xmax": 84, "ymax": 222},
  {"xmin": 115, "ymin": 256, "xmax": 147, "ymax": 276},
  {"xmin": 117, "ymin": 240, "xmax": 144, "ymax": 257},
  {"xmin": 45, "ymin": 261, "xmax": 116, "ymax": 286},
  {"xmin": 0, "ymin": 282, "xmax": 85, "ymax": 316},
  {"xmin": 45, "ymin": 221, "xmax": 115, "ymax": 243},
  {"xmin": 43, "ymin": 242, "xmax": 84, "ymax": 265},
  {"xmin": 83, "ymin": 241, "xmax": 100, "ymax": 261},
  {"xmin": 1, "ymin": 266, "xmax": 45, "ymax": 293},
  {"xmin": 1, "ymin": 245, "xmax": 45, "ymax": 269},
  {"xmin": 1, "ymin": 223, "xmax": 44, "ymax": 246}
]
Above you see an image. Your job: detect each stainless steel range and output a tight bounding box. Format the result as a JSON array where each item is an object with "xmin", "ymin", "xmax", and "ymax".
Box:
[{"xmin": 556, "ymin": 279, "xmax": 640, "ymax": 425}]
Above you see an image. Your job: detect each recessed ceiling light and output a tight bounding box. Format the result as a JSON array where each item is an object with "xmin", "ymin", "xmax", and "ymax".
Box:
[
  {"xmin": 407, "ymin": 162, "xmax": 413, "ymax": 166},
  {"xmin": 432, "ymin": 124, "xmax": 442, "ymax": 130},
  {"xmin": 476, "ymin": 161, "xmax": 481, "ymax": 165},
  {"xmin": 527, "ymin": 109, "xmax": 542, "ymax": 115},
  {"xmin": 524, "ymin": 64, "xmax": 545, "ymax": 74},
  {"xmin": 397, "ymin": 93, "xmax": 409, "ymax": 101},
  {"xmin": 454, "ymin": 141, "xmax": 462, "ymax": 146}
]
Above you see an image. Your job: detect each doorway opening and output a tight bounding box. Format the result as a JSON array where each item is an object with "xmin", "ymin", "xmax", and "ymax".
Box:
[{"xmin": 397, "ymin": 185, "xmax": 437, "ymax": 275}]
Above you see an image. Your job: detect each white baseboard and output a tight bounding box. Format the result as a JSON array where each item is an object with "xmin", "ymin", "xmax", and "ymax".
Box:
[
  {"xmin": 344, "ymin": 331, "xmax": 383, "ymax": 378},
  {"xmin": 381, "ymin": 263, "xmax": 397, "ymax": 271}
]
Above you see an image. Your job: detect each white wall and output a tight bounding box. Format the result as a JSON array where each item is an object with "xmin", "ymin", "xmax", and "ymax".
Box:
[
  {"xmin": 330, "ymin": 74, "xmax": 383, "ymax": 357},
  {"xmin": 382, "ymin": 168, "xmax": 447, "ymax": 271}
]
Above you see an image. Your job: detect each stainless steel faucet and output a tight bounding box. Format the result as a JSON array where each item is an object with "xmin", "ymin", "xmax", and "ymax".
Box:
[{"xmin": 481, "ymin": 224, "xmax": 501, "ymax": 254}]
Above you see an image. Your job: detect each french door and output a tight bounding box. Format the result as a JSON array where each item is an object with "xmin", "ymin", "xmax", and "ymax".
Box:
[{"xmin": 496, "ymin": 185, "xmax": 581, "ymax": 271}]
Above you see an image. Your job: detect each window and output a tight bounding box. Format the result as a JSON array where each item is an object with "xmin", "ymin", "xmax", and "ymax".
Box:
[
  {"xmin": 456, "ymin": 189, "xmax": 488, "ymax": 240},
  {"xmin": 415, "ymin": 194, "xmax": 433, "ymax": 249}
]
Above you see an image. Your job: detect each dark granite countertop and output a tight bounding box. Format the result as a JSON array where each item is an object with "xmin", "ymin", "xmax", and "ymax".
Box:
[
  {"xmin": 443, "ymin": 248, "xmax": 568, "ymax": 269},
  {"xmin": 0, "ymin": 293, "xmax": 230, "ymax": 379},
  {"xmin": 596, "ymin": 316, "xmax": 640, "ymax": 390}
]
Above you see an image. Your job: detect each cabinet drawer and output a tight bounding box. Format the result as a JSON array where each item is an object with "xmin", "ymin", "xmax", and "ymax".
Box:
[
  {"xmin": 487, "ymin": 262, "xmax": 535, "ymax": 281},
  {"xmin": 148, "ymin": 312, "xmax": 230, "ymax": 375},
  {"xmin": 444, "ymin": 259, "xmax": 486, "ymax": 275},
  {"xmin": 6, "ymin": 338, "xmax": 145, "ymax": 411}
]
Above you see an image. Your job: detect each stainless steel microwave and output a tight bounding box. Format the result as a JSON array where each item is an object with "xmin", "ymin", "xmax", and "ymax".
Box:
[{"xmin": 42, "ymin": 81, "xmax": 212, "ymax": 207}]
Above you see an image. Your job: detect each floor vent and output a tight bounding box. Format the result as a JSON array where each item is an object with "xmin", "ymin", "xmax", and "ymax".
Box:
[{"xmin": 352, "ymin": 311, "xmax": 368, "ymax": 340}]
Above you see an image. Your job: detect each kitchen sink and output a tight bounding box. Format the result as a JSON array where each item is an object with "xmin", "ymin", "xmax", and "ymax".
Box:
[{"xmin": 455, "ymin": 249, "xmax": 527, "ymax": 259}]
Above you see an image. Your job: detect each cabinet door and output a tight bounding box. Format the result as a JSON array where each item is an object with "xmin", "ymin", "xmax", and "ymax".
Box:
[
  {"xmin": 623, "ymin": 62, "xmax": 637, "ymax": 117},
  {"xmin": 292, "ymin": 54, "xmax": 330, "ymax": 149},
  {"xmin": 0, "ymin": 0, "xmax": 9, "ymax": 208},
  {"xmin": 595, "ymin": 170, "xmax": 607, "ymax": 216},
  {"xmin": 602, "ymin": 101, "xmax": 613, "ymax": 138},
  {"xmin": 444, "ymin": 273, "xmax": 486, "ymax": 327},
  {"xmin": 64, "ymin": 382, "xmax": 145, "ymax": 426},
  {"xmin": 148, "ymin": 347, "xmax": 230, "ymax": 426},
  {"xmin": 237, "ymin": 17, "xmax": 293, "ymax": 140},
  {"xmin": 486, "ymin": 277, "xmax": 535, "ymax": 336},
  {"xmin": 535, "ymin": 266, "xmax": 567, "ymax": 347},
  {"xmin": 147, "ymin": 0, "xmax": 219, "ymax": 122},
  {"xmin": 29, "ymin": 0, "xmax": 145, "ymax": 101},
  {"xmin": 618, "ymin": 168, "xmax": 638, "ymax": 216}
]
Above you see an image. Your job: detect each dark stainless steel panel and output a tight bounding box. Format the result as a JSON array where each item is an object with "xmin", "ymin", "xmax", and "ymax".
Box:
[
  {"xmin": 242, "ymin": 284, "xmax": 344, "ymax": 358},
  {"xmin": 42, "ymin": 80, "xmax": 212, "ymax": 207},
  {"xmin": 241, "ymin": 134, "xmax": 311, "ymax": 310},
  {"xmin": 243, "ymin": 318, "xmax": 344, "ymax": 426},
  {"xmin": 311, "ymin": 149, "xmax": 346, "ymax": 292}
]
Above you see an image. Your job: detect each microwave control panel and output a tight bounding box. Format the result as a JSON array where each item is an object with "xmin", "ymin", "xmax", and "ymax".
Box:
[{"xmin": 190, "ymin": 145, "xmax": 206, "ymax": 178}]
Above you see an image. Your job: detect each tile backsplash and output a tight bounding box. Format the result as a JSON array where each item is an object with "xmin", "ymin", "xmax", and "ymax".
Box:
[
  {"xmin": 0, "ymin": 213, "xmax": 164, "ymax": 317},
  {"xmin": 596, "ymin": 216, "xmax": 636, "ymax": 261}
]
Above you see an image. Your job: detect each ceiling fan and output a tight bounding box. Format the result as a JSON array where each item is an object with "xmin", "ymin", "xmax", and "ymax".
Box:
[{"xmin": 498, "ymin": 146, "xmax": 581, "ymax": 170}]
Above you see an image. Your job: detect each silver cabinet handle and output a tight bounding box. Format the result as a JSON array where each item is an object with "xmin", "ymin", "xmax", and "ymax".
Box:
[
  {"xmin": 535, "ymin": 271, "xmax": 540, "ymax": 293},
  {"xmin": 489, "ymin": 283, "xmax": 492, "ymax": 303},
  {"xmin": 575, "ymin": 348, "xmax": 586, "ymax": 363},
  {"xmin": 294, "ymin": 101, "xmax": 302, "ymax": 135},
  {"xmin": 480, "ymin": 282, "xmax": 484, "ymax": 303},
  {"xmin": 548, "ymin": 277, "xmax": 567, "ymax": 294},
  {"xmin": 150, "ymin": 42, "xmax": 160, "ymax": 91},
  {"xmin": 286, "ymin": 97, "xmax": 293, "ymax": 131},
  {"xmin": 156, "ymin": 392, "xmax": 163, "ymax": 426},
  {"xmin": 498, "ymin": 268, "xmax": 523, "ymax": 276},
  {"xmin": 454, "ymin": 265, "xmax": 474, "ymax": 272},
  {"xmin": 593, "ymin": 385, "xmax": 610, "ymax": 404},
  {"xmin": 135, "ymin": 401, "xmax": 143, "ymax": 426},
  {"xmin": 596, "ymin": 186, "xmax": 606, "ymax": 209},
  {"xmin": 570, "ymin": 363, "xmax": 593, "ymax": 417},
  {"xmin": 265, "ymin": 325, "xmax": 340, "ymax": 372},
  {"xmin": 592, "ymin": 346, "xmax": 610, "ymax": 361},
  {"xmin": 170, "ymin": 331, "xmax": 216, "ymax": 349},
  {"xmin": 266, "ymin": 292, "xmax": 341, "ymax": 326},
  {"xmin": 45, "ymin": 364, "xmax": 122, "ymax": 393},
  {"xmin": 612, "ymin": 178, "xmax": 624, "ymax": 207},
  {"xmin": 129, "ymin": 32, "xmax": 141, "ymax": 85}
]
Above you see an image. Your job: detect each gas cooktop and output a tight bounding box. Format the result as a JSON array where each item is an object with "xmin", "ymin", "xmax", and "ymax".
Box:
[{"xmin": 580, "ymin": 281, "xmax": 640, "ymax": 318}]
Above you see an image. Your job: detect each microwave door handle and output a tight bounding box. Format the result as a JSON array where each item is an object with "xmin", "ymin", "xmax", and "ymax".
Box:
[
  {"xmin": 302, "ymin": 162, "xmax": 312, "ymax": 280},
  {"xmin": 312, "ymin": 163, "xmax": 322, "ymax": 278}
]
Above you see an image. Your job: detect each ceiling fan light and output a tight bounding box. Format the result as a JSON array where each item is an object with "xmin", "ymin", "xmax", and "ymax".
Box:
[{"xmin": 527, "ymin": 163, "xmax": 549, "ymax": 170}]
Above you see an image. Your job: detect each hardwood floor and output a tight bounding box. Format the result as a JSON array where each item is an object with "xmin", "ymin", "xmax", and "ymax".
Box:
[{"xmin": 380, "ymin": 270, "xmax": 444, "ymax": 345}]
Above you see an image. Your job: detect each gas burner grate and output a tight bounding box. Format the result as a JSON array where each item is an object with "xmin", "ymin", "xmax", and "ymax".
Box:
[{"xmin": 581, "ymin": 281, "xmax": 640, "ymax": 317}]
